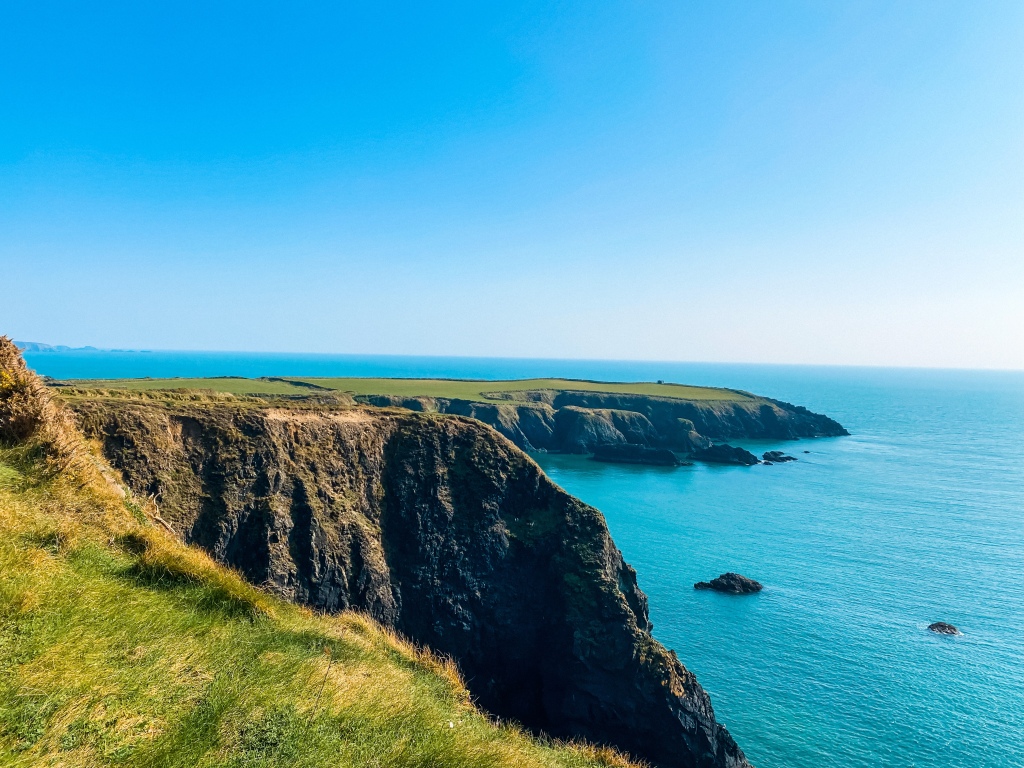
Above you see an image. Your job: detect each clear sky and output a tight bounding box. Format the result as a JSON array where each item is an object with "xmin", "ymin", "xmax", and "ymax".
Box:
[{"xmin": 2, "ymin": 1, "xmax": 1022, "ymax": 369}]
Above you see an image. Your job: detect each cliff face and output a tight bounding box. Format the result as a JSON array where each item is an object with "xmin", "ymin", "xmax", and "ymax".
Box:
[
  {"xmin": 70, "ymin": 397, "xmax": 749, "ymax": 768},
  {"xmin": 357, "ymin": 390, "xmax": 847, "ymax": 453}
]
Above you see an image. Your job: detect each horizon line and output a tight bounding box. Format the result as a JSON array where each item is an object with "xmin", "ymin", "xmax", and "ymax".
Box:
[{"xmin": 13, "ymin": 340, "xmax": 1024, "ymax": 375}]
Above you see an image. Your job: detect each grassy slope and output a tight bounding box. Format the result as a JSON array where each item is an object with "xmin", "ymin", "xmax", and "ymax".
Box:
[
  {"xmin": 0, "ymin": 450, "xmax": 636, "ymax": 768},
  {"xmin": 53, "ymin": 377, "xmax": 752, "ymax": 403}
]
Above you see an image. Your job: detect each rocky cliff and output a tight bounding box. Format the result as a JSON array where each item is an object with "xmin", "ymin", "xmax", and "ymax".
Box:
[
  {"xmin": 357, "ymin": 390, "xmax": 846, "ymax": 453},
  {"xmin": 69, "ymin": 395, "xmax": 750, "ymax": 768}
]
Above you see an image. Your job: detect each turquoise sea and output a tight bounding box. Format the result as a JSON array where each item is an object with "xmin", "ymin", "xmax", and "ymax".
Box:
[{"xmin": 23, "ymin": 350, "xmax": 1024, "ymax": 768}]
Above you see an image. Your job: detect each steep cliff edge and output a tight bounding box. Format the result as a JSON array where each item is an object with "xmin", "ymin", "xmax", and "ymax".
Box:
[
  {"xmin": 69, "ymin": 395, "xmax": 750, "ymax": 768},
  {"xmin": 1, "ymin": 336, "xmax": 653, "ymax": 768}
]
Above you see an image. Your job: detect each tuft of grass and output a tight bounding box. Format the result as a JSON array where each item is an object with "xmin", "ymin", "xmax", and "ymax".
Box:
[{"xmin": 116, "ymin": 527, "xmax": 277, "ymax": 621}]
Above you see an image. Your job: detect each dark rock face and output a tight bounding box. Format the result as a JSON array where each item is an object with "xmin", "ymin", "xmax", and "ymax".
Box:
[
  {"xmin": 691, "ymin": 444, "xmax": 760, "ymax": 466},
  {"xmin": 694, "ymin": 573, "xmax": 763, "ymax": 594},
  {"xmin": 552, "ymin": 406, "xmax": 659, "ymax": 454},
  {"xmin": 545, "ymin": 391, "xmax": 847, "ymax": 442},
  {"xmin": 928, "ymin": 622, "xmax": 960, "ymax": 635},
  {"xmin": 71, "ymin": 399, "xmax": 750, "ymax": 768},
  {"xmin": 592, "ymin": 443, "xmax": 682, "ymax": 466},
  {"xmin": 762, "ymin": 451, "xmax": 797, "ymax": 463}
]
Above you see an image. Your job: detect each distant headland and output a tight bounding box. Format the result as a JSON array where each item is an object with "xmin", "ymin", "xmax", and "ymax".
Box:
[
  {"xmin": 15, "ymin": 340, "xmax": 150, "ymax": 353},
  {"xmin": 53, "ymin": 374, "xmax": 848, "ymax": 464}
]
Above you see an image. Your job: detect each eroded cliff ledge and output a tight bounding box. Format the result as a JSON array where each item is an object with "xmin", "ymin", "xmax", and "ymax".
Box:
[{"xmin": 69, "ymin": 395, "xmax": 749, "ymax": 768}]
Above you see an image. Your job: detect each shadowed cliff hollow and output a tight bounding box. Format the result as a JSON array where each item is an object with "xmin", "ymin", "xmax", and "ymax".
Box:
[{"xmin": 69, "ymin": 394, "xmax": 751, "ymax": 768}]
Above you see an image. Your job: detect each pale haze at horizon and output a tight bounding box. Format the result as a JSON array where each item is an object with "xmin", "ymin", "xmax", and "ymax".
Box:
[{"xmin": 2, "ymin": 2, "xmax": 1021, "ymax": 370}]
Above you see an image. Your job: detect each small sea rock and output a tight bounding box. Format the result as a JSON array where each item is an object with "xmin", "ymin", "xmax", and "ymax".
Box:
[
  {"xmin": 690, "ymin": 444, "xmax": 759, "ymax": 466},
  {"xmin": 694, "ymin": 572, "xmax": 763, "ymax": 594},
  {"xmin": 928, "ymin": 622, "xmax": 960, "ymax": 635}
]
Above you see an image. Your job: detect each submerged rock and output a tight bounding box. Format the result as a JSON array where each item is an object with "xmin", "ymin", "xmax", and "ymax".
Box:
[
  {"xmin": 762, "ymin": 450, "xmax": 797, "ymax": 463},
  {"xmin": 591, "ymin": 443, "xmax": 682, "ymax": 466},
  {"xmin": 691, "ymin": 444, "xmax": 760, "ymax": 466},
  {"xmin": 928, "ymin": 622, "xmax": 960, "ymax": 635},
  {"xmin": 694, "ymin": 573, "xmax": 763, "ymax": 594}
]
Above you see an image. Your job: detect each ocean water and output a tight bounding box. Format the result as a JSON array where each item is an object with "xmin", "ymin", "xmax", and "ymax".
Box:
[
  {"xmin": 534, "ymin": 367, "xmax": 1024, "ymax": 768},
  {"xmin": 23, "ymin": 350, "xmax": 1024, "ymax": 768}
]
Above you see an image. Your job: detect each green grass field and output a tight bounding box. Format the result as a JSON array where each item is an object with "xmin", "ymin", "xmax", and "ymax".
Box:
[{"xmin": 54, "ymin": 376, "xmax": 752, "ymax": 403}]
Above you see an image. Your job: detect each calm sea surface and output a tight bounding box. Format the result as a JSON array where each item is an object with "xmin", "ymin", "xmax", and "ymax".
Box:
[{"xmin": 24, "ymin": 350, "xmax": 1024, "ymax": 768}]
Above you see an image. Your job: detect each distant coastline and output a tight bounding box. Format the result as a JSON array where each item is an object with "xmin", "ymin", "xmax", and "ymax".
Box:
[{"xmin": 14, "ymin": 340, "xmax": 151, "ymax": 354}]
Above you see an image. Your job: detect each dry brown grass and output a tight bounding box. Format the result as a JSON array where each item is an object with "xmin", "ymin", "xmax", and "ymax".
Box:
[{"xmin": 0, "ymin": 336, "xmax": 90, "ymax": 475}]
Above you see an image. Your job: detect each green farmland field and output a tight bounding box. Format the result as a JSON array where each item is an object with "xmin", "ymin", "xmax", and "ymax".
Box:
[
  {"xmin": 53, "ymin": 376, "xmax": 753, "ymax": 403},
  {"xmin": 288, "ymin": 377, "xmax": 752, "ymax": 402}
]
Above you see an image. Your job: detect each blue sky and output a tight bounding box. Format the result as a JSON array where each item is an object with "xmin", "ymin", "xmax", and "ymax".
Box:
[{"xmin": 2, "ymin": 1, "xmax": 1021, "ymax": 368}]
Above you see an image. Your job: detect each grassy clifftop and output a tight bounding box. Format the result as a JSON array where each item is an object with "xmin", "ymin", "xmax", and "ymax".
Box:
[
  {"xmin": 51, "ymin": 376, "xmax": 754, "ymax": 403},
  {"xmin": 0, "ymin": 338, "xmax": 636, "ymax": 768}
]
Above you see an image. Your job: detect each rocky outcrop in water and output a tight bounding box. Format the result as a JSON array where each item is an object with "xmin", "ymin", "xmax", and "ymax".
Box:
[
  {"xmin": 694, "ymin": 573, "xmax": 763, "ymax": 594},
  {"xmin": 928, "ymin": 622, "xmax": 960, "ymax": 635},
  {"xmin": 591, "ymin": 443, "xmax": 682, "ymax": 466},
  {"xmin": 70, "ymin": 397, "xmax": 750, "ymax": 768},
  {"xmin": 691, "ymin": 444, "xmax": 760, "ymax": 466},
  {"xmin": 762, "ymin": 451, "xmax": 797, "ymax": 463}
]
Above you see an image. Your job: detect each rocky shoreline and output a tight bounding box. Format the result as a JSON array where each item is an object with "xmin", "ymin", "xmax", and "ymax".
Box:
[{"xmin": 70, "ymin": 395, "xmax": 752, "ymax": 768}]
